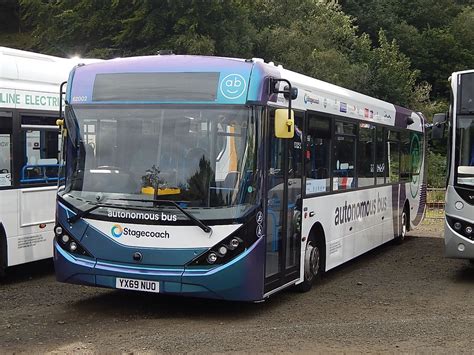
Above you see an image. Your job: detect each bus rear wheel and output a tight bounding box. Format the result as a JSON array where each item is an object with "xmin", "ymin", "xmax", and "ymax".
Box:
[{"xmin": 296, "ymin": 238, "xmax": 321, "ymax": 292}]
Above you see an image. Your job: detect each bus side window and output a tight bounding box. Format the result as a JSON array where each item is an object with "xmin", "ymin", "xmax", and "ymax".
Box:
[
  {"xmin": 305, "ymin": 113, "xmax": 330, "ymax": 194},
  {"xmin": 400, "ymin": 131, "xmax": 411, "ymax": 181},
  {"xmin": 376, "ymin": 126, "xmax": 385, "ymax": 184},
  {"xmin": 387, "ymin": 130, "xmax": 400, "ymax": 183},
  {"xmin": 333, "ymin": 121, "xmax": 356, "ymax": 190},
  {"xmin": 21, "ymin": 116, "xmax": 60, "ymax": 185},
  {"xmin": 357, "ymin": 123, "xmax": 375, "ymax": 188},
  {"xmin": 289, "ymin": 114, "xmax": 304, "ymax": 179},
  {"xmin": 0, "ymin": 111, "xmax": 13, "ymax": 187}
]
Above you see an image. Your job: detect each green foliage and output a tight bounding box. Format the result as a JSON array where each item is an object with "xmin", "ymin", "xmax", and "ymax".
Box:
[
  {"xmin": 19, "ymin": 0, "xmax": 131, "ymax": 57},
  {"xmin": 426, "ymin": 151, "xmax": 447, "ymax": 188},
  {"xmin": 250, "ymin": 1, "xmax": 421, "ymax": 107},
  {"xmin": 362, "ymin": 31, "xmax": 419, "ymax": 107},
  {"xmin": 341, "ymin": 0, "xmax": 473, "ymax": 99},
  {"xmin": 3, "ymin": 0, "xmax": 471, "ymax": 110}
]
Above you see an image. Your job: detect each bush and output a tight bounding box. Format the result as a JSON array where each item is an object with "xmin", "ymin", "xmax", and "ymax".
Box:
[{"xmin": 426, "ymin": 150, "xmax": 447, "ymax": 188}]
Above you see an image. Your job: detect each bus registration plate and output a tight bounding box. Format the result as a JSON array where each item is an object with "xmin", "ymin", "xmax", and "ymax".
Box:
[{"xmin": 115, "ymin": 277, "xmax": 160, "ymax": 293}]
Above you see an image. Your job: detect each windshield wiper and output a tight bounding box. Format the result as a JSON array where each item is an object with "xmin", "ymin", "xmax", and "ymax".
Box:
[{"xmin": 108, "ymin": 198, "xmax": 212, "ymax": 233}]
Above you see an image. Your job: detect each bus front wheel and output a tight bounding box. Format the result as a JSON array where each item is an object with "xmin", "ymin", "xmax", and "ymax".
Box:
[
  {"xmin": 394, "ymin": 207, "xmax": 408, "ymax": 244},
  {"xmin": 296, "ymin": 238, "xmax": 322, "ymax": 292}
]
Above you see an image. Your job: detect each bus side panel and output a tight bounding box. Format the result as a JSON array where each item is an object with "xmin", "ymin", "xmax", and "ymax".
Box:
[
  {"xmin": 3, "ymin": 187, "xmax": 56, "ymax": 267},
  {"xmin": 301, "ymin": 186, "xmax": 394, "ymax": 272}
]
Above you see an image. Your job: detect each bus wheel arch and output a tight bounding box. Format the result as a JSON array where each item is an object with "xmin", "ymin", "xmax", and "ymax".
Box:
[{"xmin": 296, "ymin": 222, "xmax": 326, "ymax": 292}]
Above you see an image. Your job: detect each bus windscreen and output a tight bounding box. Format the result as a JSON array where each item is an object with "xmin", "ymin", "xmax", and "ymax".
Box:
[
  {"xmin": 459, "ymin": 72, "xmax": 474, "ymax": 114},
  {"xmin": 92, "ymin": 72, "xmax": 220, "ymax": 102}
]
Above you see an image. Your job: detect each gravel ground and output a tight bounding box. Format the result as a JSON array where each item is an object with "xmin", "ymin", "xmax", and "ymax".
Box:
[{"xmin": 0, "ymin": 218, "xmax": 473, "ymax": 353}]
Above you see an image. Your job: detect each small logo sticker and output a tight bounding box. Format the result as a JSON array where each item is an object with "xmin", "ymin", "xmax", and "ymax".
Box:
[
  {"xmin": 111, "ymin": 224, "xmax": 123, "ymax": 238},
  {"xmin": 220, "ymin": 74, "xmax": 246, "ymax": 100}
]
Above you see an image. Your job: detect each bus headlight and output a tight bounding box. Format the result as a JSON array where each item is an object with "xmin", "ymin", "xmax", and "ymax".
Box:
[
  {"xmin": 207, "ymin": 253, "xmax": 218, "ymax": 264},
  {"xmin": 446, "ymin": 217, "xmax": 474, "ymax": 241},
  {"xmin": 187, "ymin": 211, "xmax": 261, "ymax": 267},
  {"xmin": 70, "ymin": 242, "xmax": 78, "ymax": 252},
  {"xmin": 230, "ymin": 238, "xmax": 240, "ymax": 249},
  {"xmin": 55, "ymin": 224, "xmax": 92, "ymax": 257}
]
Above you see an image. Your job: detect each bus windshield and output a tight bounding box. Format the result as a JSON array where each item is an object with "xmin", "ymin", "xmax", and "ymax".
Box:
[
  {"xmin": 62, "ymin": 105, "xmax": 260, "ymax": 220},
  {"xmin": 457, "ymin": 115, "xmax": 474, "ymax": 187}
]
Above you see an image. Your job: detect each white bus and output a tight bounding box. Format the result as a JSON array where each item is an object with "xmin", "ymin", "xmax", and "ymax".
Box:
[
  {"xmin": 0, "ymin": 47, "xmax": 95, "ymax": 274},
  {"xmin": 54, "ymin": 54, "xmax": 426, "ymax": 301},
  {"xmin": 434, "ymin": 70, "xmax": 474, "ymax": 261}
]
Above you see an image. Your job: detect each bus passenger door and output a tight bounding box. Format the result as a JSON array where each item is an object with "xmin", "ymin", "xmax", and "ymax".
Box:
[{"xmin": 264, "ymin": 111, "xmax": 303, "ymax": 294}]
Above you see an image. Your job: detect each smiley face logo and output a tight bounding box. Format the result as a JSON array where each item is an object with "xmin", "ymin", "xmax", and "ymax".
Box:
[
  {"xmin": 220, "ymin": 74, "xmax": 247, "ymax": 100},
  {"xmin": 111, "ymin": 224, "xmax": 123, "ymax": 238}
]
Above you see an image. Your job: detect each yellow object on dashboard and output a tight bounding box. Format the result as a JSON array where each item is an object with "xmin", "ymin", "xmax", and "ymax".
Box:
[{"xmin": 141, "ymin": 187, "xmax": 181, "ymax": 195}]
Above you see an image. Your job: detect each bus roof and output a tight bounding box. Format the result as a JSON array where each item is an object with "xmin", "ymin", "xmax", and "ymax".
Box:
[
  {"xmin": 68, "ymin": 54, "xmax": 423, "ymax": 130},
  {"xmin": 0, "ymin": 47, "xmax": 100, "ymax": 111}
]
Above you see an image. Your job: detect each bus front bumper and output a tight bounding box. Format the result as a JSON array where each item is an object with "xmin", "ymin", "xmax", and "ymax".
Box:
[{"xmin": 54, "ymin": 238, "xmax": 265, "ymax": 301}]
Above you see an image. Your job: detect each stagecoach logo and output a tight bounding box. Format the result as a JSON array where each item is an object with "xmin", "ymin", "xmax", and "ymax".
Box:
[
  {"xmin": 110, "ymin": 224, "xmax": 170, "ymax": 239},
  {"xmin": 220, "ymin": 74, "xmax": 247, "ymax": 100},
  {"xmin": 410, "ymin": 134, "xmax": 421, "ymax": 198},
  {"xmin": 111, "ymin": 224, "xmax": 124, "ymax": 238},
  {"xmin": 304, "ymin": 93, "xmax": 320, "ymax": 105}
]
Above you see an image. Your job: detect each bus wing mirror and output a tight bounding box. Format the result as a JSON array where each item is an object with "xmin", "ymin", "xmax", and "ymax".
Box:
[
  {"xmin": 431, "ymin": 113, "xmax": 446, "ymax": 139},
  {"xmin": 275, "ymin": 109, "xmax": 294, "ymax": 139}
]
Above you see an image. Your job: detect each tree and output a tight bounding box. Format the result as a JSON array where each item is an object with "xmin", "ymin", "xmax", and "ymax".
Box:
[
  {"xmin": 20, "ymin": 0, "xmax": 133, "ymax": 57},
  {"xmin": 341, "ymin": 0, "xmax": 473, "ymax": 100}
]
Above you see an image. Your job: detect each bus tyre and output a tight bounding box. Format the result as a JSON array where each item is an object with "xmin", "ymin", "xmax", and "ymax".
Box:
[
  {"xmin": 296, "ymin": 238, "xmax": 321, "ymax": 292},
  {"xmin": 394, "ymin": 208, "xmax": 408, "ymax": 245}
]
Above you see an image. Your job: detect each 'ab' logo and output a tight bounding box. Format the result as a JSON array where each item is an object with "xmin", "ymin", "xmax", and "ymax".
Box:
[
  {"xmin": 111, "ymin": 224, "xmax": 123, "ymax": 238},
  {"xmin": 220, "ymin": 74, "xmax": 246, "ymax": 100}
]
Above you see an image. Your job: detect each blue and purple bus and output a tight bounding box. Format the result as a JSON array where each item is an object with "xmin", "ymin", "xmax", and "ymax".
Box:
[{"xmin": 54, "ymin": 54, "xmax": 426, "ymax": 301}]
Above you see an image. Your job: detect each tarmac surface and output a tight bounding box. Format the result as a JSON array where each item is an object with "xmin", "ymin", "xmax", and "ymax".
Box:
[{"xmin": 1, "ymin": 219, "xmax": 473, "ymax": 353}]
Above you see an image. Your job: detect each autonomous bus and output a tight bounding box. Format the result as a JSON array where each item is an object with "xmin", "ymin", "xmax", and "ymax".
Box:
[{"xmin": 54, "ymin": 54, "xmax": 426, "ymax": 301}]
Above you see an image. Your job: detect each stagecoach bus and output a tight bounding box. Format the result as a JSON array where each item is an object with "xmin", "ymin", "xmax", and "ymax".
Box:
[
  {"xmin": 433, "ymin": 70, "xmax": 474, "ymax": 262},
  {"xmin": 54, "ymin": 54, "xmax": 426, "ymax": 301}
]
